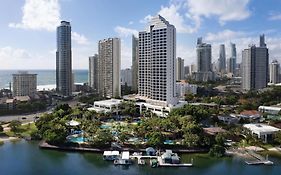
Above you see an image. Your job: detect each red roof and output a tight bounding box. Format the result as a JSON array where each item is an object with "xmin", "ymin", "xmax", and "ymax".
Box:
[{"xmin": 240, "ymin": 110, "xmax": 260, "ymax": 116}]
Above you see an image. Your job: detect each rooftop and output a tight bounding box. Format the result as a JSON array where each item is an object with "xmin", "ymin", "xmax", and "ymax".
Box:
[
  {"xmin": 94, "ymin": 99, "xmax": 122, "ymax": 106},
  {"xmin": 243, "ymin": 123, "xmax": 280, "ymax": 133}
]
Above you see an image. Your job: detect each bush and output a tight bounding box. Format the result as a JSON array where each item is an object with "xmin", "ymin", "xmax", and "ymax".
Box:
[{"xmin": 209, "ymin": 144, "xmax": 225, "ymax": 157}]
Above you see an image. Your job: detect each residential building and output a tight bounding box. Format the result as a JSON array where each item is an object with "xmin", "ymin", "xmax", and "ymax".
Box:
[
  {"xmin": 184, "ymin": 65, "xmax": 190, "ymax": 79},
  {"xmin": 243, "ymin": 123, "xmax": 280, "ymax": 143},
  {"xmin": 194, "ymin": 37, "xmax": 214, "ymax": 82},
  {"xmin": 218, "ymin": 44, "xmax": 226, "ymax": 73},
  {"xmin": 176, "ymin": 81, "xmax": 197, "ymax": 98},
  {"xmin": 121, "ymin": 68, "xmax": 132, "ymax": 87},
  {"xmin": 12, "ymin": 71, "xmax": 37, "ymax": 97},
  {"xmin": 227, "ymin": 42, "xmax": 237, "ymax": 75},
  {"xmin": 269, "ymin": 60, "xmax": 280, "ymax": 84},
  {"xmin": 138, "ymin": 15, "xmax": 178, "ymax": 107},
  {"xmin": 56, "ymin": 21, "xmax": 72, "ymax": 96},
  {"xmin": 176, "ymin": 57, "xmax": 184, "ymax": 81},
  {"xmin": 98, "ymin": 38, "xmax": 121, "ymax": 98},
  {"xmin": 242, "ymin": 35, "xmax": 269, "ymax": 90},
  {"xmin": 89, "ymin": 54, "xmax": 99, "ymax": 90},
  {"xmin": 132, "ymin": 35, "xmax": 139, "ymax": 92}
]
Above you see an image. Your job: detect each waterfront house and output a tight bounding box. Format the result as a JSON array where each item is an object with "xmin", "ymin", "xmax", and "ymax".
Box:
[{"xmin": 243, "ymin": 123, "xmax": 280, "ymax": 143}]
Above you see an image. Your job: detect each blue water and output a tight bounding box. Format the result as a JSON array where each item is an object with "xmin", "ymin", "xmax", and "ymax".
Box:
[
  {"xmin": 1, "ymin": 140, "xmax": 281, "ymax": 175},
  {"xmin": 69, "ymin": 137, "xmax": 87, "ymax": 143},
  {"xmin": 0, "ymin": 69, "xmax": 88, "ymax": 89}
]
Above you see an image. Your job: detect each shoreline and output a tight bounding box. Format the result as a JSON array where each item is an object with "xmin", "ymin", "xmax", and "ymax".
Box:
[{"xmin": 39, "ymin": 141, "xmax": 209, "ymax": 154}]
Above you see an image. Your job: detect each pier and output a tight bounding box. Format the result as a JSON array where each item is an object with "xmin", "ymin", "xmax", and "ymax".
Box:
[{"xmin": 245, "ymin": 150, "xmax": 273, "ymax": 165}]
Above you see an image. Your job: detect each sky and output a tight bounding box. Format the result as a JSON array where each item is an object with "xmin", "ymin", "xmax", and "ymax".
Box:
[{"xmin": 0, "ymin": 0, "xmax": 281, "ymax": 70}]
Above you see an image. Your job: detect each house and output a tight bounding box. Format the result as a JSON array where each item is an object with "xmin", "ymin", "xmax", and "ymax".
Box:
[
  {"xmin": 243, "ymin": 123, "xmax": 280, "ymax": 143},
  {"xmin": 218, "ymin": 114, "xmax": 240, "ymax": 125},
  {"xmin": 203, "ymin": 127, "xmax": 226, "ymax": 136},
  {"xmin": 240, "ymin": 110, "xmax": 261, "ymax": 120},
  {"xmin": 258, "ymin": 105, "xmax": 281, "ymax": 115}
]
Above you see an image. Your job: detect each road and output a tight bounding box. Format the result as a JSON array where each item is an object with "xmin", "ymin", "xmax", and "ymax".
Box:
[{"xmin": 0, "ymin": 109, "xmax": 53, "ymax": 123}]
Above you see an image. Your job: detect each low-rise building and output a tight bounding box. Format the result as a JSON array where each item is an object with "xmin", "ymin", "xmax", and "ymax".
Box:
[
  {"xmin": 176, "ymin": 81, "xmax": 197, "ymax": 99},
  {"xmin": 88, "ymin": 99, "xmax": 122, "ymax": 114},
  {"xmin": 240, "ymin": 110, "xmax": 261, "ymax": 120},
  {"xmin": 218, "ymin": 114, "xmax": 240, "ymax": 125},
  {"xmin": 243, "ymin": 123, "xmax": 280, "ymax": 143},
  {"xmin": 258, "ymin": 105, "xmax": 281, "ymax": 115}
]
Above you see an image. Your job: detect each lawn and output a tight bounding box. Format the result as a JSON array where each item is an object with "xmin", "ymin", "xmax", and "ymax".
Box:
[{"xmin": 5, "ymin": 123, "xmax": 37, "ymax": 138}]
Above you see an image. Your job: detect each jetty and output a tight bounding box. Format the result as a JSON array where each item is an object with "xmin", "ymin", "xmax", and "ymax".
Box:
[
  {"xmin": 245, "ymin": 150, "xmax": 273, "ymax": 165},
  {"xmin": 157, "ymin": 156, "xmax": 193, "ymax": 167}
]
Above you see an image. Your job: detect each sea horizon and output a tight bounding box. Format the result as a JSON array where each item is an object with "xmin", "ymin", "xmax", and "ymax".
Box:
[{"xmin": 0, "ymin": 69, "xmax": 88, "ymax": 89}]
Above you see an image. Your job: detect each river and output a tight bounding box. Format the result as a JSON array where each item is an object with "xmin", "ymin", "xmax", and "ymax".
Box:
[{"xmin": 0, "ymin": 140, "xmax": 280, "ymax": 175}]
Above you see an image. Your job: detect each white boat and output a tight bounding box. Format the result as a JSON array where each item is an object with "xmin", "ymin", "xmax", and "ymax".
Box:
[
  {"xmin": 103, "ymin": 151, "xmax": 120, "ymax": 161},
  {"xmin": 114, "ymin": 151, "xmax": 132, "ymax": 165}
]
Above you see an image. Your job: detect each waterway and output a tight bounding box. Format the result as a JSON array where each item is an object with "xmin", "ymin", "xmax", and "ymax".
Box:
[{"xmin": 0, "ymin": 140, "xmax": 281, "ymax": 175}]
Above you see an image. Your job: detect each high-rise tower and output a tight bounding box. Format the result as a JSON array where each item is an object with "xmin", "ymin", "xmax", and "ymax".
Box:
[{"xmin": 56, "ymin": 21, "xmax": 72, "ymax": 96}]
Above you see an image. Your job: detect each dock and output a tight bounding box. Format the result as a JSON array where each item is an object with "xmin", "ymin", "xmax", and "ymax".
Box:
[
  {"xmin": 157, "ymin": 156, "xmax": 193, "ymax": 167},
  {"xmin": 245, "ymin": 150, "xmax": 273, "ymax": 165}
]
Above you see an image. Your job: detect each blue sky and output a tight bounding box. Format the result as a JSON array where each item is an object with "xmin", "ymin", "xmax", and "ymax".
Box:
[{"xmin": 0, "ymin": 0, "xmax": 281, "ymax": 70}]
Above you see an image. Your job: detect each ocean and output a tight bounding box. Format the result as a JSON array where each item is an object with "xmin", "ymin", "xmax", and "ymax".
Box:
[{"xmin": 0, "ymin": 70, "xmax": 88, "ymax": 89}]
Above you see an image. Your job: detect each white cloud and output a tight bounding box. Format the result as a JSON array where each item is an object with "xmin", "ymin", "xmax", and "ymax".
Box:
[
  {"xmin": 128, "ymin": 21, "xmax": 134, "ymax": 25},
  {"xmin": 177, "ymin": 44, "xmax": 196, "ymax": 65},
  {"xmin": 139, "ymin": 15, "xmax": 153, "ymax": 24},
  {"xmin": 205, "ymin": 30, "xmax": 246, "ymax": 42},
  {"xmin": 268, "ymin": 13, "xmax": 281, "ymax": 21},
  {"xmin": 9, "ymin": 0, "xmax": 60, "ymax": 31},
  {"xmin": 158, "ymin": 4, "xmax": 200, "ymax": 33},
  {"xmin": 71, "ymin": 32, "xmax": 90, "ymax": 45},
  {"xmin": 186, "ymin": 0, "xmax": 251, "ymax": 25},
  {"xmin": 0, "ymin": 47, "xmax": 31, "ymax": 60},
  {"xmin": 114, "ymin": 26, "xmax": 138, "ymax": 37}
]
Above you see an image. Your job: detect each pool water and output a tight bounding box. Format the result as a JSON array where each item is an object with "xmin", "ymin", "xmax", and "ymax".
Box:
[{"xmin": 69, "ymin": 137, "xmax": 87, "ymax": 143}]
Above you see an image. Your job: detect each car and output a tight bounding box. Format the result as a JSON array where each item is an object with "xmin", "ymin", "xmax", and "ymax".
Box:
[{"xmin": 21, "ymin": 117, "xmax": 27, "ymax": 120}]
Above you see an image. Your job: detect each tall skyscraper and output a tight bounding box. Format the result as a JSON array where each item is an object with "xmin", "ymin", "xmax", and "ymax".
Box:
[
  {"xmin": 89, "ymin": 54, "xmax": 99, "ymax": 90},
  {"xmin": 121, "ymin": 68, "xmax": 132, "ymax": 87},
  {"xmin": 218, "ymin": 44, "xmax": 226, "ymax": 73},
  {"xmin": 138, "ymin": 15, "xmax": 178, "ymax": 106},
  {"xmin": 242, "ymin": 35, "xmax": 269, "ymax": 90},
  {"xmin": 195, "ymin": 37, "xmax": 213, "ymax": 81},
  {"xmin": 132, "ymin": 35, "xmax": 139, "ymax": 92},
  {"xmin": 269, "ymin": 60, "xmax": 280, "ymax": 84},
  {"xmin": 176, "ymin": 57, "xmax": 184, "ymax": 81},
  {"xmin": 227, "ymin": 42, "xmax": 237, "ymax": 75},
  {"xmin": 56, "ymin": 21, "xmax": 72, "ymax": 96},
  {"xmin": 184, "ymin": 65, "xmax": 190, "ymax": 79},
  {"xmin": 98, "ymin": 38, "xmax": 121, "ymax": 98},
  {"xmin": 13, "ymin": 71, "xmax": 37, "ymax": 97}
]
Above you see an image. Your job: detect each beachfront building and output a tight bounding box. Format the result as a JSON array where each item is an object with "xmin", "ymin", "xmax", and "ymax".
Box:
[
  {"xmin": 98, "ymin": 38, "xmax": 121, "ymax": 98},
  {"xmin": 269, "ymin": 60, "xmax": 280, "ymax": 84},
  {"xmin": 88, "ymin": 99, "xmax": 122, "ymax": 114},
  {"xmin": 89, "ymin": 54, "xmax": 99, "ymax": 91},
  {"xmin": 193, "ymin": 37, "xmax": 214, "ymax": 82},
  {"xmin": 243, "ymin": 123, "xmax": 280, "ymax": 143},
  {"xmin": 12, "ymin": 71, "xmax": 37, "ymax": 98},
  {"xmin": 242, "ymin": 35, "xmax": 269, "ymax": 90},
  {"xmin": 132, "ymin": 35, "xmax": 139, "ymax": 92},
  {"xmin": 176, "ymin": 57, "xmax": 184, "ymax": 81},
  {"xmin": 56, "ymin": 21, "xmax": 72, "ymax": 96}
]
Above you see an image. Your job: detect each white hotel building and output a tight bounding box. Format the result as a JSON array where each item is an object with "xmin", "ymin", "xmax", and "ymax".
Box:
[{"xmin": 138, "ymin": 15, "xmax": 178, "ymax": 107}]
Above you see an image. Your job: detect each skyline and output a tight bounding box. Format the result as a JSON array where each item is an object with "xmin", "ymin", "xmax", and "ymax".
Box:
[{"xmin": 0, "ymin": 0, "xmax": 281, "ymax": 70}]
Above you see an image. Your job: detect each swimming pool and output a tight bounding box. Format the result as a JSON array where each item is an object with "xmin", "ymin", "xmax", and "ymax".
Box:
[{"xmin": 68, "ymin": 136, "xmax": 88, "ymax": 143}]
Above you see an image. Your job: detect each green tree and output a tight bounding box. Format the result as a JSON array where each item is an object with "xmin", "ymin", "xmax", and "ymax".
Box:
[
  {"xmin": 274, "ymin": 130, "xmax": 281, "ymax": 146},
  {"xmin": 209, "ymin": 144, "xmax": 225, "ymax": 157},
  {"xmin": 8, "ymin": 120, "xmax": 21, "ymax": 132},
  {"xmin": 183, "ymin": 132, "xmax": 200, "ymax": 147},
  {"xmin": 43, "ymin": 123, "xmax": 68, "ymax": 145},
  {"xmin": 0, "ymin": 125, "xmax": 3, "ymax": 132},
  {"xmin": 147, "ymin": 131, "xmax": 164, "ymax": 147}
]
